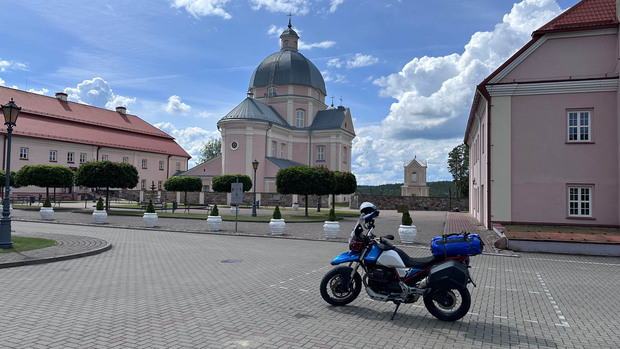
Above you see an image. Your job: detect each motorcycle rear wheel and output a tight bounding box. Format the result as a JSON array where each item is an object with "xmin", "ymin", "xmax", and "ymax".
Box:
[
  {"xmin": 423, "ymin": 287, "xmax": 471, "ymax": 322},
  {"xmin": 320, "ymin": 267, "xmax": 362, "ymax": 306}
]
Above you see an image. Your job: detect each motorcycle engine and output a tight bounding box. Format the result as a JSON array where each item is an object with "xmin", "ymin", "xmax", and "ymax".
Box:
[{"xmin": 368, "ymin": 267, "xmax": 401, "ymax": 294}]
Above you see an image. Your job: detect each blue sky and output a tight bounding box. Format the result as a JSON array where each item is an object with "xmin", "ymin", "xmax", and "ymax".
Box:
[{"xmin": 1, "ymin": 0, "xmax": 579, "ymax": 184}]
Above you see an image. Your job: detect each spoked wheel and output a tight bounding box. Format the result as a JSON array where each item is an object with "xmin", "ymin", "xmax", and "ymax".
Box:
[
  {"xmin": 320, "ymin": 266, "xmax": 362, "ymax": 306},
  {"xmin": 423, "ymin": 287, "xmax": 471, "ymax": 321}
]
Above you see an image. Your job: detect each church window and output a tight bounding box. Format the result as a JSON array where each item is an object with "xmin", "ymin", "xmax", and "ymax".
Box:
[
  {"xmin": 271, "ymin": 141, "xmax": 277, "ymax": 157},
  {"xmin": 280, "ymin": 143, "xmax": 285, "ymax": 158},
  {"xmin": 412, "ymin": 172, "xmax": 417, "ymax": 182},
  {"xmin": 268, "ymin": 87, "xmax": 277, "ymax": 97},
  {"xmin": 296, "ymin": 110, "xmax": 305, "ymax": 128},
  {"xmin": 159, "ymin": 160, "xmax": 165, "ymax": 170},
  {"xmin": 142, "ymin": 159, "xmax": 147, "ymax": 168},
  {"xmin": 342, "ymin": 147, "xmax": 347, "ymax": 164},
  {"xmin": 283, "ymin": 40, "xmax": 289, "ymax": 48},
  {"xmin": 317, "ymin": 146, "xmax": 325, "ymax": 161}
]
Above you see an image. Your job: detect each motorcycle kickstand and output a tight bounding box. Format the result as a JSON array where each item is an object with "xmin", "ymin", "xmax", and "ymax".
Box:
[{"xmin": 390, "ymin": 301, "xmax": 401, "ymax": 320}]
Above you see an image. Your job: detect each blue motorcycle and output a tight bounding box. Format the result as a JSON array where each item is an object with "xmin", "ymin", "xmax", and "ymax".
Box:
[{"xmin": 320, "ymin": 202, "xmax": 482, "ymax": 321}]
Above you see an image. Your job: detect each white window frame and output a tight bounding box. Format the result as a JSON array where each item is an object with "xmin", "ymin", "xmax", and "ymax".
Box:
[
  {"xmin": 280, "ymin": 143, "xmax": 285, "ymax": 158},
  {"xmin": 80, "ymin": 153, "xmax": 87, "ymax": 164},
  {"xmin": 567, "ymin": 110, "xmax": 591, "ymax": 142},
  {"xmin": 159, "ymin": 160, "xmax": 165, "ymax": 170},
  {"xmin": 296, "ymin": 110, "xmax": 305, "ymax": 128},
  {"xmin": 101, "ymin": 154, "xmax": 108, "ymax": 161},
  {"xmin": 568, "ymin": 186, "xmax": 592, "ymax": 217},
  {"xmin": 271, "ymin": 141, "xmax": 277, "ymax": 157},
  {"xmin": 268, "ymin": 87, "xmax": 277, "ymax": 97},
  {"xmin": 67, "ymin": 152, "xmax": 74, "ymax": 163},
  {"xmin": 141, "ymin": 179, "xmax": 147, "ymax": 189},
  {"xmin": 317, "ymin": 145, "xmax": 325, "ymax": 161},
  {"xmin": 19, "ymin": 147, "xmax": 28, "ymax": 160},
  {"xmin": 158, "ymin": 181, "xmax": 162, "ymax": 190},
  {"xmin": 50, "ymin": 150, "xmax": 57, "ymax": 162},
  {"xmin": 123, "ymin": 157, "xmax": 129, "ymax": 164},
  {"xmin": 142, "ymin": 159, "xmax": 147, "ymax": 169}
]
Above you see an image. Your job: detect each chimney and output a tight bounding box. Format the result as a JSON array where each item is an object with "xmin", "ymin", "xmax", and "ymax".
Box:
[
  {"xmin": 116, "ymin": 106, "xmax": 127, "ymax": 114},
  {"xmin": 55, "ymin": 92, "xmax": 68, "ymax": 101}
]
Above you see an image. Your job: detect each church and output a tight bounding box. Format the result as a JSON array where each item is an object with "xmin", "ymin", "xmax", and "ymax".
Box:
[{"xmin": 185, "ymin": 21, "xmax": 356, "ymax": 194}]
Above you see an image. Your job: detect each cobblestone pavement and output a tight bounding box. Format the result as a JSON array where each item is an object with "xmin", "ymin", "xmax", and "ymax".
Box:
[{"xmin": 1, "ymin": 221, "xmax": 619, "ymax": 348}]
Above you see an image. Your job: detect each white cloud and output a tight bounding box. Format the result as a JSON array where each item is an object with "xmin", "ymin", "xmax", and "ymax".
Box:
[
  {"xmin": 373, "ymin": 0, "xmax": 561, "ymax": 141},
  {"xmin": 154, "ymin": 122, "xmax": 219, "ymax": 167},
  {"xmin": 250, "ymin": 0, "xmax": 311, "ymax": 15},
  {"xmin": 164, "ymin": 95, "xmax": 192, "ymax": 114},
  {"xmin": 171, "ymin": 0, "xmax": 232, "ymax": 19},
  {"xmin": 329, "ymin": 0, "xmax": 344, "ymax": 13},
  {"xmin": 298, "ymin": 40, "xmax": 336, "ymax": 50},
  {"xmin": 27, "ymin": 88, "xmax": 49, "ymax": 95},
  {"xmin": 321, "ymin": 70, "xmax": 347, "ymax": 84},
  {"xmin": 327, "ymin": 58, "xmax": 342, "ymax": 68},
  {"xmin": 346, "ymin": 53, "xmax": 379, "ymax": 68},
  {"xmin": 0, "ymin": 78, "xmax": 5, "ymax": 86},
  {"xmin": 0, "ymin": 59, "xmax": 28, "ymax": 72},
  {"xmin": 64, "ymin": 77, "xmax": 136, "ymax": 110}
]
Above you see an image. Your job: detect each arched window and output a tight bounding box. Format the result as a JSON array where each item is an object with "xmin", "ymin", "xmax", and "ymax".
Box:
[
  {"xmin": 268, "ymin": 87, "xmax": 277, "ymax": 97},
  {"xmin": 296, "ymin": 109, "xmax": 305, "ymax": 127},
  {"xmin": 412, "ymin": 172, "xmax": 417, "ymax": 182}
]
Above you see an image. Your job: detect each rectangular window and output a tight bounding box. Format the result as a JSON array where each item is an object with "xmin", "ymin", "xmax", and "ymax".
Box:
[
  {"xmin": 271, "ymin": 141, "xmax": 277, "ymax": 157},
  {"xmin": 158, "ymin": 180, "xmax": 162, "ymax": 190},
  {"xmin": 568, "ymin": 186, "xmax": 592, "ymax": 217},
  {"xmin": 342, "ymin": 147, "xmax": 347, "ymax": 164},
  {"xmin": 50, "ymin": 150, "xmax": 57, "ymax": 162},
  {"xmin": 123, "ymin": 157, "xmax": 129, "ymax": 164},
  {"xmin": 141, "ymin": 179, "xmax": 147, "ymax": 189},
  {"xmin": 67, "ymin": 152, "xmax": 74, "ymax": 163},
  {"xmin": 101, "ymin": 154, "xmax": 108, "ymax": 161},
  {"xmin": 203, "ymin": 185, "xmax": 210, "ymax": 192},
  {"xmin": 19, "ymin": 147, "xmax": 28, "ymax": 160},
  {"xmin": 317, "ymin": 146, "xmax": 325, "ymax": 161},
  {"xmin": 176, "ymin": 162, "xmax": 181, "ymax": 171},
  {"xmin": 296, "ymin": 110, "xmax": 305, "ymax": 128},
  {"xmin": 142, "ymin": 159, "xmax": 147, "ymax": 169},
  {"xmin": 280, "ymin": 143, "xmax": 285, "ymax": 158},
  {"xmin": 159, "ymin": 160, "xmax": 165, "ymax": 170},
  {"xmin": 568, "ymin": 111, "xmax": 590, "ymax": 142},
  {"xmin": 80, "ymin": 153, "xmax": 87, "ymax": 164}
]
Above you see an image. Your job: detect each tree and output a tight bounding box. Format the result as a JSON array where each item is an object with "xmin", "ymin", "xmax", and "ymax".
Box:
[
  {"xmin": 15, "ymin": 165, "xmax": 74, "ymax": 199},
  {"xmin": 74, "ymin": 161, "xmax": 139, "ymax": 211},
  {"xmin": 276, "ymin": 165, "xmax": 335, "ymax": 216},
  {"xmin": 163, "ymin": 176, "xmax": 203, "ymax": 204},
  {"xmin": 332, "ymin": 171, "xmax": 357, "ymax": 208},
  {"xmin": 447, "ymin": 144, "xmax": 469, "ymax": 199},
  {"xmin": 0, "ymin": 170, "xmax": 18, "ymax": 199},
  {"xmin": 197, "ymin": 137, "xmax": 222, "ymax": 164},
  {"xmin": 212, "ymin": 174, "xmax": 252, "ymax": 193}
]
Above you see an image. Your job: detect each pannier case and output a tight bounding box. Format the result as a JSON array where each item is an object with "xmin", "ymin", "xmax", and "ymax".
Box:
[
  {"xmin": 431, "ymin": 233, "xmax": 483, "ymax": 257},
  {"xmin": 427, "ymin": 259, "xmax": 469, "ymax": 290}
]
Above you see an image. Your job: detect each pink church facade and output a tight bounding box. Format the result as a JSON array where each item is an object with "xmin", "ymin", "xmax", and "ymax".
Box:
[
  {"xmin": 186, "ymin": 21, "xmax": 355, "ymax": 195},
  {"xmin": 465, "ymin": 0, "xmax": 620, "ymax": 228}
]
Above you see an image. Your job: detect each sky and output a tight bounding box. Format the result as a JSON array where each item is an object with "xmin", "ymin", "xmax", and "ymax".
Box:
[{"xmin": 1, "ymin": 0, "xmax": 580, "ymax": 185}]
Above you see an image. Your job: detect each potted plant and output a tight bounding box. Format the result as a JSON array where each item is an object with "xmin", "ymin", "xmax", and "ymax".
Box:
[
  {"xmin": 143, "ymin": 199, "xmax": 158, "ymax": 227},
  {"xmin": 269, "ymin": 205, "xmax": 285, "ymax": 235},
  {"xmin": 39, "ymin": 197, "xmax": 54, "ymax": 220},
  {"xmin": 323, "ymin": 207, "xmax": 339, "ymax": 239},
  {"xmin": 398, "ymin": 210, "xmax": 417, "ymax": 243},
  {"xmin": 92, "ymin": 197, "xmax": 107, "ymax": 224},
  {"xmin": 292, "ymin": 202, "xmax": 299, "ymax": 211},
  {"xmin": 206, "ymin": 204, "xmax": 222, "ymax": 231}
]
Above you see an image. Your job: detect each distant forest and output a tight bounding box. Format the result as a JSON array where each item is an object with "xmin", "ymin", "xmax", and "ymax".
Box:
[{"xmin": 356, "ymin": 181, "xmax": 455, "ymax": 197}]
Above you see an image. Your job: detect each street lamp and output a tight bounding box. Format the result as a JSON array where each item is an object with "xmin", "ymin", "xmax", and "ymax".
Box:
[
  {"xmin": 0, "ymin": 98, "xmax": 21, "ymax": 249},
  {"xmin": 251, "ymin": 159, "xmax": 259, "ymax": 217}
]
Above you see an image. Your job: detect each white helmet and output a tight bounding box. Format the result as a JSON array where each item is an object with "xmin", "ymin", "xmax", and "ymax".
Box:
[{"xmin": 359, "ymin": 202, "xmax": 376, "ymax": 215}]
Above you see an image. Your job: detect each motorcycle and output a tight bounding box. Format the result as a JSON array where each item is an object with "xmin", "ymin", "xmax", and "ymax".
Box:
[{"xmin": 319, "ymin": 202, "xmax": 483, "ymax": 321}]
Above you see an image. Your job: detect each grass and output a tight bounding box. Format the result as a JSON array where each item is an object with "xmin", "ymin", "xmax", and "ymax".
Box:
[
  {"xmin": 504, "ymin": 224, "xmax": 620, "ymax": 235},
  {"xmin": 0, "ymin": 236, "xmax": 56, "ymax": 253}
]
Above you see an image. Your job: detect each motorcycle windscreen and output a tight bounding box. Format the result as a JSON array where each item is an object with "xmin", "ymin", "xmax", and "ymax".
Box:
[
  {"xmin": 363, "ymin": 245, "xmax": 381, "ymax": 264},
  {"xmin": 331, "ymin": 251, "xmax": 361, "ymax": 265}
]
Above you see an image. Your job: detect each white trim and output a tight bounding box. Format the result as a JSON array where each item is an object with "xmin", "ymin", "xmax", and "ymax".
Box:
[
  {"xmin": 487, "ymin": 79, "xmax": 618, "ymax": 96},
  {"xmin": 489, "ymin": 28, "xmax": 618, "ymax": 84}
]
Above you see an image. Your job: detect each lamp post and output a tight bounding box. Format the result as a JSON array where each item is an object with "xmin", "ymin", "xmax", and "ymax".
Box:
[
  {"xmin": 251, "ymin": 159, "xmax": 259, "ymax": 217},
  {"xmin": 0, "ymin": 98, "xmax": 21, "ymax": 249}
]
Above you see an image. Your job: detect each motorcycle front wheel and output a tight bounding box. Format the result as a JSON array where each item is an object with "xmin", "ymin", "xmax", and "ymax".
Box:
[
  {"xmin": 423, "ymin": 287, "xmax": 471, "ymax": 322},
  {"xmin": 320, "ymin": 266, "xmax": 362, "ymax": 306}
]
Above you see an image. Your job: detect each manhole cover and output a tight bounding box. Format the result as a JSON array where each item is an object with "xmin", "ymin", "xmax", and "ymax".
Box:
[{"xmin": 217, "ymin": 259, "xmax": 243, "ymax": 264}]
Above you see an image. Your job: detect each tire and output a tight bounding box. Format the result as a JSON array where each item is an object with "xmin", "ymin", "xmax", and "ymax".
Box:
[
  {"xmin": 320, "ymin": 266, "xmax": 362, "ymax": 306},
  {"xmin": 423, "ymin": 287, "xmax": 471, "ymax": 322}
]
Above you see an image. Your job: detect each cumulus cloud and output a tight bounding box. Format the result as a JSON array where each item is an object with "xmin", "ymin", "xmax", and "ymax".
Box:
[
  {"xmin": 64, "ymin": 77, "xmax": 136, "ymax": 110},
  {"xmin": 268, "ymin": 24, "xmax": 335, "ymax": 50},
  {"xmin": 250, "ymin": 0, "xmax": 311, "ymax": 15},
  {"xmin": 27, "ymin": 88, "xmax": 49, "ymax": 95},
  {"xmin": 171, "ymin": 0, "xmax": 232, "ymax": 19},
  {"xmin": 327, "ymin": 58, "xmax": 342, "ymax": 68},
  {"xmin": 321, "ymin": 70, "xmax": 347, "ymax": 84},
  {"xmin": 329, "ymin": 0, "xmax": 344, "ymax": 13},
  {"xmin": 154, "ymin": 122, "xmax": 220, "ymax": 167},
  {"xmin": 373, "ymin": 0, "xmax": 561, "ymax": 141},
  {"xmin": 165, "ymin": 95, "xmax": 192, "ymax": 114},
  {"xmin": 0, "ymin": 59, "xmax": 28, "ymax": 72},
  {"xmin": 347, "ymin": 53, "xmax": 379, "ymax": 68}
]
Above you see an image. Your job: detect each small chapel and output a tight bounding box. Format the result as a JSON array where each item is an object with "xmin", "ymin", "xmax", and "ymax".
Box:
[
  {"xmin": 401, "ymin": 157, "xmax": 429, "ymax": 197},
  {"xmin": 183, "ymin": 20, "xmax": 356, "ymax": 194}
]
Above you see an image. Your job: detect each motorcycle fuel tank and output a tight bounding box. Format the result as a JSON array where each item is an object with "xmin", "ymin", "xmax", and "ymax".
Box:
[{"xmin": 376, "ymin": 250, "xmax": 406, "ymax": 268}]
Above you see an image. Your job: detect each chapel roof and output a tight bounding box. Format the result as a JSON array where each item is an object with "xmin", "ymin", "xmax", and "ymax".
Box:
[
  {"xmin": 533, "ymin": 0, "xmax": 617, "ymax": 35},
  {"xmin": 266, "ymin": 157, "xmax": 304, "ymax": 169},
  {"xmin": 218, "ymin": 97, "xmax": 288, "ymax": 127},
  {"xmin": 309, "ymin": 107, "xmax": 347, "ymax": 130},
  {"xmin": 0, "ymin": 86, "xmax": 190, "ymax": 158}
]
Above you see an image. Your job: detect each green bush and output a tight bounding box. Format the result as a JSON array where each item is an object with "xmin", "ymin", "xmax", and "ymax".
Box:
[
  {"xmin": 401, "ymin": 211, "xmax": 413, "ymax": 226},
  {"xmin": 146, "ymin": 199, "xmax": 156, "ymax": 213},
  {"xmin": 327, "ymin": 207, "xmax": 337, "ymax": 221},
  {"xmin": 210, "ymin": 204, "xmax": 219, "ymax": 216},
  {"xmin": 272, "ymin": 205, "xmax": 282, "ymax": 219},
  {"xmin": 43, "ymin": 197, "xmax": 52, "ymax": 208},
  {"xmin": 96, "ymin": 197, "xmax": 104, "ymax": 210}
]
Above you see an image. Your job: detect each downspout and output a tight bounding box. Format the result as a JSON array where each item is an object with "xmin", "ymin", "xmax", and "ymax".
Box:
[
  {"xmin": 167, "ymin": 154, "xmax": 171, "ymax": 178},
  {"xmin": 96, "ymin": 146, "xmax": 102, "ymax": 161},
  {"xmin": 308, "ymin": 130, "xmax": 312, "ymax": 165}
]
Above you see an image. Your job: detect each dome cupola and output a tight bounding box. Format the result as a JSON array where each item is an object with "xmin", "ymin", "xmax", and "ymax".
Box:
[{"xmin": 280, "ymin": 18, "xmax": 299, "ymax": 51}]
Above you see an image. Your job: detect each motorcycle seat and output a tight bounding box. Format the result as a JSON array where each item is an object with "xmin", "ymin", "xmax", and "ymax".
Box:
[{"xmin": 393, "ymin": 247, "xmax": 440, "ymax": 268}]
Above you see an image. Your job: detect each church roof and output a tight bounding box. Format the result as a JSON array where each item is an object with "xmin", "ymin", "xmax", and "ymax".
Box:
[
  {"xmin": 310, "ymin": 107, "xmax": 347, "ymax": 130},
  {"xmin": 0, "ymin": 86, "xmax": 190, "ymax": 158},
  {"xmin": 266, "ymin": 157, "xmax": 304, "ymax": 169},
  {"xmin": 249, "ymin": 50, "xmax": 327, "ymax": 95},
  {"xmin": 218, "ymin": 97, "xmax": 288, "ymax": 127},
  {"xmin": 533, "ymin": 0, "xmax": 617, "ymax": 35}
]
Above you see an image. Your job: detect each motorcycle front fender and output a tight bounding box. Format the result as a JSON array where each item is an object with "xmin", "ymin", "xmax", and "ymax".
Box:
[{"xmin": 331, "ymin": 251, "xmax": 361, "ymax": 265}]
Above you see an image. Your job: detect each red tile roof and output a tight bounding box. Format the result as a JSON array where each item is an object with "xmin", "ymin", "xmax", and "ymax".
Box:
[
  {"xmin": 0, "ymin": 86, "xmax": 190, "ymax": 158},
  {"xmin": 534, "ymin": 0, "xmax": 618, "ymax": 35}
]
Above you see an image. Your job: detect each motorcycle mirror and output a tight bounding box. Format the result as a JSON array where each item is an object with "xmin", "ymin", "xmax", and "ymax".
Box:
[{"xmin": 384, "ymin": 234, "xmax": 394, "ymax": 240}]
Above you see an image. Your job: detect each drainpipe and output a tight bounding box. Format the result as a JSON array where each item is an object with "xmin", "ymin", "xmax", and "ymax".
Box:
[
  {"xmin": 308, "ymin": 130, "xmax": 312, "ymax": 165},
  {"xmin": 96, "ymin": 146, "xmax": 102, "ymax": 161}
]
